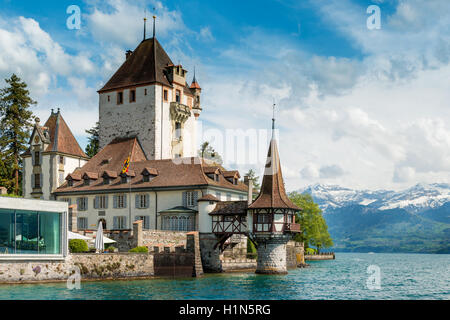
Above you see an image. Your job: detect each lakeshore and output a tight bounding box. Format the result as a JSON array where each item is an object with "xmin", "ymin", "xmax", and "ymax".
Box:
[{"xmin": 0, "ymin": 253, "xmax": 448, "ymax": 300}]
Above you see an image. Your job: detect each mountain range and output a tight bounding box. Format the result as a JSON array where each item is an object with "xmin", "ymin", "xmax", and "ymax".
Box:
[{"xmin": 299, "ymin": 183, "xmax": 450, "ymax": 253}]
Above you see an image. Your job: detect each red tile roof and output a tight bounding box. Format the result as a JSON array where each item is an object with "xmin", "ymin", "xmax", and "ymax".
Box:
[
  {"xmin": 55, "ymin": 137, "xmax": 248, "ymax": 194},
  {"xmin": 23, "ymin": 110, "xmax": 88, "ymax": 159},
  {"xmin": 198, "ymin": 194, "xmax": 220, "ymax": 202}
]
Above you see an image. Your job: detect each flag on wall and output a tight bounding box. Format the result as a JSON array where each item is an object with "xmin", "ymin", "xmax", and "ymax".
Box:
[{"xmin": 122, "ymin": 153, "xmax": 131, "ymax": 174}]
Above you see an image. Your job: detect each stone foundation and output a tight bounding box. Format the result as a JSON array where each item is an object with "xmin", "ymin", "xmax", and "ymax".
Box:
[
  {"xmin": 199, "ymin": 233, "xmax": 223, "ymax": 273},
  {"xmin": 255, "ymin": 235, "xmax": 291, "ymax": 274}
]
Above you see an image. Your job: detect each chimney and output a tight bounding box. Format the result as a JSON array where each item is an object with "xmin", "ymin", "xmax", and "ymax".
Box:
[
  {"xmin": 126, "ymin": 50, "xmax": 133, "ymax": 60},
  {"xmin": 244, "ymin": 175, "xmax": 253, "ymax": 205}
]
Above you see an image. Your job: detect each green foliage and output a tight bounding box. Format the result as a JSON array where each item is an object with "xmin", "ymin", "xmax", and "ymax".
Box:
[
  {"xmin": 0, "ymin": 74, "xmax": 36, "ymax": 195},
  {"xmin": 244, "ymin": 169, "xmax": 261, "ymax": 194},
  {"xmin": 69, "ymin": 239, "xmax": 89, "ymax": 253},
  {"xmin": 289, "ymin": 191, "xmax": 333, "ymax": 252},
  {"xmin": 129, "ymin": 246, "xmax": 148, "ymax": 253},
  {"xmin": 85, "ymin": 122, "xmax": 99, "ymax": 158},
  {"xmin": 247, "ymin": 238, "xmax": 257, "ymax": 254},
  {"xmin": 305, "ymin": 248, "xmax": 316, "ymax": 255},
  {"xmin": 198, "ymin": 141, "xmax": 223, "ymax": 165}
]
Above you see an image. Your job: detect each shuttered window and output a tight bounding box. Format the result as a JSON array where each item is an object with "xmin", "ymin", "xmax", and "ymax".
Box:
[
  {"xmin": 113, "ymin": 195, "xmax": 127, "ymax": 209},
  {"xmin": 183, "ymin": 191, "xmax": 198, "ymax": 207},
  {"xmin": 78, "ymin": 217, "xmax": 88, "ymax": 230},
  {"xmin": 77, "ymin": 197, "xmax": 88, "ymax": 211},
  {"xmin": 135, "ymin": 194, "xmax": 149, "ymax": 209},
  {"xmin": 113, "ymin": 216, "xmax": 127, "ymax": 230}
]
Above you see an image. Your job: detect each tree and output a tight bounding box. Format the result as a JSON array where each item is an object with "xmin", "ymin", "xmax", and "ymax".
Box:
[
  {"xmin": 0, "ymin": 74, "xmax": 36, "ymax": 195},
  {"xmin": 85, "ymin": 122, "xmax": 99, "ymax": 158},
  {"xmin": 198, "ymin": 141, "xmax": 223, "ymax": 164},
  {"xmin": 288, "ymin": 191, "xmax": 333, "ymax": 252},
  {"xmin": 244, "ymin": 169, "xmax": 261, "ymax": 193}
]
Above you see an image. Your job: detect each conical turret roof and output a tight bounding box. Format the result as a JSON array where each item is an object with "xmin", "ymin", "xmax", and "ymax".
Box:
[{"xmin": 248, "ymin": 138, "xmax": 299, "ymax": 210}]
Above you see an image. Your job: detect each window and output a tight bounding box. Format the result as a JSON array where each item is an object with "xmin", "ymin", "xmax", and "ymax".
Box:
[
  {"xmin": 186, "ymin": 191, "xmax": 195, "ymax": 207},
  {"xmin": 0, "ymin": 209, "xmax": 62, "ymax": 255},
  {"xmin": 84, "ymin": 178, "xmax": 90, "ymax": 186},
  {"xmin": 215, "ymin": 192, "xmax": 221, "ymax": 200},
  {"xmin": 58, "ymin": 172, "xmax": 64, "ymax": 185},
  {"xmin": 60, "ymin": 198, "xmax": 71, "ymax": 205},
  {"xmin": 175, "ymin": 89, "xmax": 181, "ymax": 103},
  {"xmin": 136, "ymin": 194, "xmax": 149, "ymax": 209},
  {"xmin": 117, "ymin": 91, "xmax": 123, "ymax": 104},
  {"xmin": 114, "ymin": 194, "xmax": 126, "ymax": 209},
  {"xmin": 175, "ymin": 122, "xmax": 182, "ymax": 139},
  {"xmin": 34, "ymin": 174, "xmax": 41, "ymax": 188},
  {"xmin": 162, "ymin": 215, "xmax": 195, "ymax": 231},
  {"xmin": 78, "ymin": 217, "xmax": 88, "ymax": 230},
  {"xmin": 225, "ymin": 216, "xmax": 234, "ymax": 222},
  {"xmin": 257, "ymin": 214, "xmax": 270, "ymax": 223},
  {"xmin": 239, "ymin": 195, "xmax": 244, "ymax": 201},
  {"xmin": 103, "ymin": 177, "xmax": 110, "ymax": 185},
  {"xmin": 163, "ymin": 89, "xmax": 168, "ymax": 101},
  {"xmin": 196, "ymin": 95, "xmax": 200, "ymax": 103},
  {"xmin": 135, "ymin": 216, "xmax": 150, "ymax": 229},
  {"xmin": 215, "ymin": 174, "xmax": 220, "ymax": 182},
  {"xmin": 77, "ymin": 197, "xmax": 88, "ymax": 211},
  {"xmin": 107, "ymin": 95, "xmax": 110, "ymax": 102},
  {"xmin": 95, "ymin": 196, "xmax": 108, "ymax": 209},
  {"xmin": 59, "ymin": 155, "xmax": 64, "ymax": 165},
  {"xmin": 34, "ymin": 152, "xmax": 40, "ymax": 166},
  {"xmin": 226, "ymin": 193, "xmax": 232, "ymax": 201},
  {"xmin": 143, "ymin": 175, "xmax": 150, "ymax": 182},
  {"xmin": 144, "ymin": 89, "xmax": 147, "ymax": 96},
  {"xmin": 113, "ymin": 216, "xmax": 127, "ymax": 230},
  {"xmin": 129, "ymin": 89, "xmax": 136, "ymax": 102},
  {"xmin": 68, "ymin": 179, "xmax": 74, "ymax": 187},
  {"xmin": 121, "ymin": 175, "xmax": 129, "ymax": 184}
]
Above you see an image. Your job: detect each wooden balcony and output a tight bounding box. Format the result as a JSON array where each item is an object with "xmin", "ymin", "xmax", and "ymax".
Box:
[{"xmin": 284, "ymin": 223, "xmax": 301, "ymax": 233}]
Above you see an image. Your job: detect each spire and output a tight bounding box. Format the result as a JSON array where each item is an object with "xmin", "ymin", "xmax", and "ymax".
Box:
[
  {"xmin": 248, "ymin": 110, "xmax": 299, "ymax": 210},
  {"xmin": 190, "ymin": 66, "xmax": 201, "ymax": 89},
  {"xmin": 272, "ymin": 102, "xmax": 276, "ymax": 139},
  {"xmin": 153, "ymin": 15, "xmax": 156, "ymax": 38}
]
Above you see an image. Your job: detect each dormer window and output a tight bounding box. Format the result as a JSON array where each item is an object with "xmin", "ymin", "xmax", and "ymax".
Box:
[
  {"xmin": 117, "ymin": 91, "xmax": 123, "ymax": 105},
  {"xmin": 68, "ymin": 179, "xmax": 74, "ymax": 187},
  {"xmin": 103, "ymin": 177, "xmax": 110, "ymax": 185},
  {"xmin": 141, "ymin": 168, "xmax": 158, "ymax": 183},
  {"xmin": 84, "ymin": 178, "xmax": 90, "ymax": 186},
  {"xmin": 129, "ymin": 89, "xmax": 136, "ymax": 103},
  {"xmin": 215, "ymin": 174, "xmax": 219, "ymax": 182}
]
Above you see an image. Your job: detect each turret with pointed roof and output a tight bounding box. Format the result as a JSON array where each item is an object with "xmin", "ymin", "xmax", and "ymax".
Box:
[{"xmin": 22, "ymin": 109, "xmax": 89, "ymax": 200}]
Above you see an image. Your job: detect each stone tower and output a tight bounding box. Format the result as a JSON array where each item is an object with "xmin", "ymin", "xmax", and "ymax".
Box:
[
  {"xmin": 247, "ymin": 124, "xmax": 301, "ymax": 274},
  {"xmin": 22, "ymin": 109, "xmax": 89, "ymax": 200},
  {"xmin": 98, "ymin": 36, "xmax": 202, "ymax": 160}
]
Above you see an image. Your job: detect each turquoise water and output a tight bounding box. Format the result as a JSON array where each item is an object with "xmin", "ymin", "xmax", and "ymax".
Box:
[{"xmin": 0, "ymin": 253, "xmax": 449, "ymax": 300}]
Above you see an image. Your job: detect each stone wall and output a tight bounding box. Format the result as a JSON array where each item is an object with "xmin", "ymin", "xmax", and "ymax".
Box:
[
  {"xmin": 255, "ymin": 235, "xmax": 291, "ymax": 274},
  {"xmin": 142, "ymin": 230, "xmax": 187, "ymax": 249},
  {"xmin": 0, "ymin": 253, "xmax": 154, "ymax": 283},
  {"xmin": 287, "ymin": 241, "xmax": 304, "ymax": 268},
  {"xmin": 199, "ymin": 233, "xmax": 222, "ymax": 273}
]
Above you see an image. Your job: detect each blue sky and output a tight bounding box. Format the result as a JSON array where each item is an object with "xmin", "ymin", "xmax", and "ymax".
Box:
[{"xmin": 1, "ymin": 0, "xmax": 450, "ymax": 191}]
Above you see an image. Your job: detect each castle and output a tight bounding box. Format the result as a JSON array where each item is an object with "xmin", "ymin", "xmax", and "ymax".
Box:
[{"xmin": 20, "ymin": 29, "xmax": 301, "ymax": 274}]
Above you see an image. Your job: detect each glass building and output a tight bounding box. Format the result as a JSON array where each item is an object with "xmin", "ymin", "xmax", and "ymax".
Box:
[{"xmin": 0, "ymin": 198, "xmax": 68, "ymax": 259}]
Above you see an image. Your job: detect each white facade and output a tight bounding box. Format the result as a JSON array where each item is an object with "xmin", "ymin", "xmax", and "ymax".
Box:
[
  {"xmin": 57, "ymin": 188, "xmax": 247, "ymax": 232},
  {"xmin": 23, "ymin": 130, "xmax": 87, "ymax": 200},
  {"xmin": 99, "ymin": 82, "xmax": 199, "ymax": 160}
]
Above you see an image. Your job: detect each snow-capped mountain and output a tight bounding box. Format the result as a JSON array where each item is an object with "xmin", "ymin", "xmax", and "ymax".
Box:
[{"xmin": 299, "ymin": 183, "xmax": 450, "ymax": 213}]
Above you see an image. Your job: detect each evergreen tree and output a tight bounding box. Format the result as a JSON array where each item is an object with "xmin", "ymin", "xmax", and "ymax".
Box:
[
  {"xmin": 244, "ymin": 168, "xmax": 261, "ymax": 192},
  {"xmin": 85, "ymin": 122, "xmax": 100, "ymax": 158},
  {"xmin": 0, "ymin": 74, "xmax": 36, "ymax": 195},
  {"xmin": 198, "ymin": 141, "xmax": 223, "ymax": 164},
  {"xmin": 288, "ymin": 191, "xmax": 333, "ymax": 252}
]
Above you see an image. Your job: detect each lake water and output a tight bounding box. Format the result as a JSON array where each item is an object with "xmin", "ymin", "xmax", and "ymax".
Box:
[{"xmin": 0, "ymin": 253, "xmax": 449, "ymax": 300}]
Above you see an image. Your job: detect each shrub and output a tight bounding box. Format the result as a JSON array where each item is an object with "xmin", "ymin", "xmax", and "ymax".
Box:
[
  {"xmin": 69, "ymin": 239, "xmax": 89, "ymax": 253},
  {"xmin": 129, "ymin": 246, "xmax": 148, "ymax": 253},
  {"xmin": 246, "ymin": 238, "xmax": 257, "ymax": 259},
  {"xmin": 305, "ymin": 247, "xmax": 316, "ymax": 255}
]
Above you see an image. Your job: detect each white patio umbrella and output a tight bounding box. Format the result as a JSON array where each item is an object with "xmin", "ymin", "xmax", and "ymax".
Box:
[
  {"xmin": 94, "ymin": 222, "xmax": 104, "ymax": 253},
  {"xmin": 68, "ymin": 231, "xmax": 91, "ymax": 241},
  {"xmin": 90, "ymin": 235, "xmax": 116, "ymax": 244}
]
